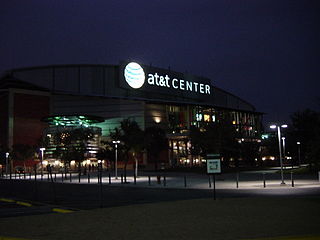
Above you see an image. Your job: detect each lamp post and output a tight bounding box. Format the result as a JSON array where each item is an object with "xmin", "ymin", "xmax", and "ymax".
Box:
[
  {"xmin": 40, "ymin": 148, "xmax": 45, "ymax": 176},
  {"xmin": 281, "ymin": 137, "xmax": 286, "ymax": 163},
  {"xmin": 270, "ymin": 124, "xmax": 287, "ymax": 185},
  {"xmin": 112, "ymin": 140, "xmax": 120, "ymax": 179},
  {"xmin": 5, "ymin": 152, "xmax": 9, "ymax": 175},
  {"xmin": 297, "ymin": 142, "xmax": 301, "ymax": 167}
]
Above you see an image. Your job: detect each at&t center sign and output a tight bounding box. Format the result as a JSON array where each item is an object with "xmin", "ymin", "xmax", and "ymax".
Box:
[{"xmin": 122, "ymin": 62, "xmax": 211, "ymax": 96}]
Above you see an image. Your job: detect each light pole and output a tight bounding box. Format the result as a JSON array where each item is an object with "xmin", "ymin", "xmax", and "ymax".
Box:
[
  {"xmin": 297, "ymin": 142, "xmax": 301, "ymax": 167},
  {"xmin": 40, "ymin": 147, "xmax": 45, "ymax": 176},
  {"xmin": 282, "ymin": 137, "xmax": 286, "ymax": 163},
  {"xmin": 5, "ymin": 152, "xmax": 9, "ymax": 175},
  {"xmin": 270, "ymin": 124, "xmax": 287, "ymax": 185},
  {"xmin": 112, "ymin": 140, "xmax": 120, "ymax": 179}
]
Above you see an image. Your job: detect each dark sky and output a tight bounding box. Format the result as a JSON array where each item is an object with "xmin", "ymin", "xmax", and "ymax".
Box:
[{"xmin": 0, "ymin": 0, "xmax": 319, "ymax": 124}]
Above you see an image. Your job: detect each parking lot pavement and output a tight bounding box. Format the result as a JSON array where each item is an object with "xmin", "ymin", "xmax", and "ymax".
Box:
[
  {"xmin": 0, "ymin": 198, "xmax": 319, "ymax": 240},
  {"xmin": 0, "ymin": 198, "xmax": 76, "ymax": 218}
]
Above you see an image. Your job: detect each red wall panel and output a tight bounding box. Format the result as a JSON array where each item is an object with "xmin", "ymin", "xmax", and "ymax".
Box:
[{"xmin": 13, "ymin": 93, "xmax": 50, "ymax": 146}]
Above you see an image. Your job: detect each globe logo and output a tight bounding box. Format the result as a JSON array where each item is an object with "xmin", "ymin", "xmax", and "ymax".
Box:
[{"xmin": 124, "ymin": 62, "xmax": 145, "ymax": 89}]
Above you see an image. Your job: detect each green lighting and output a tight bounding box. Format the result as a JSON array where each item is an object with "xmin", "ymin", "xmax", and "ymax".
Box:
[{"xmin": 43, "ymin": 115, "xmax": 104, "ymax": 126}]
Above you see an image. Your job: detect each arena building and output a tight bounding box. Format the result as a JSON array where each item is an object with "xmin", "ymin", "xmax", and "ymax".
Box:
[{"xmin": 0, "ymin": 62, "xmax": 262, "ymax": 169}]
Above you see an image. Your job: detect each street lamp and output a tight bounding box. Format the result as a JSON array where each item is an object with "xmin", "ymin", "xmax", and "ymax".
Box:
[
  {"xmin": 5, "ymin": 152, "xmax": 9, "ymax": 175},
  {"xmin": 297, "ymin": 142, "xmax": 301, "ymax": 167},
  {"xmin": 112, "ymin": 140, "xmax": 120, "ymax": 179},
  {"xmin": 281, "ymin": 137, "xmax": 286, "ymax": 162},
  {"xmin": 40, "ymin": 148, "xmax": 45, "ymax": 176},
  {"xmin": 270, "ymin": 124, "xmax": 287, "ymax": 185}
]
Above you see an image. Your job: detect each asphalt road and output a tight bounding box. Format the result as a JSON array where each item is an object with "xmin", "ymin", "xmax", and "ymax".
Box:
[{"xmin": 1, "ymin": 178, "xmax": 320, "ymax": 212}]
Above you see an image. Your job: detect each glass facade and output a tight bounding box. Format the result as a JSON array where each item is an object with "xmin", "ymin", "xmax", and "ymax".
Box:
[{"xmin": 161, "ymin": 103, "xmax": 262, "ymax": 166}]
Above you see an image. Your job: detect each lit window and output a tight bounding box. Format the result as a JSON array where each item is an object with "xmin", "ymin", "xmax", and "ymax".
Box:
[
  {"xmin": 204, "ymin": 114, "xmax": 210, "ymax": 122},
  {"xmin": 196, "ymin": 113, "xmax": 202, "ymax": 121}
]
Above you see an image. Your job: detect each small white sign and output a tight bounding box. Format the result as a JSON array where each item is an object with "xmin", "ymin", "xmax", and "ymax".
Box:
[{"xmin": 207, "ymin": 159, "xmax": 221, "ymax": 174}]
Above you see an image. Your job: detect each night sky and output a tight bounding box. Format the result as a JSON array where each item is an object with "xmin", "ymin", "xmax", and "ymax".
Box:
[{"xmin": 0, "ymin": 0, "xmax": 319, "ymax": 125}]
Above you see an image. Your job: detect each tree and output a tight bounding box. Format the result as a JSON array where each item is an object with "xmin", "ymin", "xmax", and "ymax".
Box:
[
  {"xmin": 52, "ymin": 127, "xmax": 94, "ymax": 173},
  {"xmin": 289, "ymin": 109, "xmax": 320, "ymax": 170},
  {"xmin": 118, "ymin": 119, "xmax": 145, "ymax": 177},
  {"xmin": 145, "ymin": 126, "xmax": 168, "ymax": 170},
  {"xmin": 10, "ymin": 144, "xmax": 36, "ymax": 171},
  {"xmin": 189, "ymin": 116, "xmax": 240, "ymax": 168}
]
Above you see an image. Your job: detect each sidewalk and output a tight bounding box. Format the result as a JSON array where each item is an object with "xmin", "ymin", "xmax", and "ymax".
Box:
[{"xmin": 2, "ymin": 171, "xmax": 319, "ymax": 190}]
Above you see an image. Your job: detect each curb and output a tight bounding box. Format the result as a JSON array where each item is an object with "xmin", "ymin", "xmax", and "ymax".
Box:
[
  {"xmin": 0, "ymin": 237, "xmax": 31, "ymax": 240},
  {"xmin": 0, "ymin": 198, "xmax": 76, "ymax": 214}
]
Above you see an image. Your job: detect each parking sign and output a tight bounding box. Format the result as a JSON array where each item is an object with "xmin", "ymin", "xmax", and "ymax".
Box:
[{"xmin": 207, "ymin": 159, "xmax": 221, "ymax": 174}]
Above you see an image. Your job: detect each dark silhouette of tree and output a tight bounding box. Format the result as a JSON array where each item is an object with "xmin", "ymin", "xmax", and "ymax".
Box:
[
  {"xmin": 107, "ymin": 119, "xmax": 145, "ymax": 177},
  {"xmin": 189, "ymin": 116, "xmax": 240, "ymax": 167},
  {"xmin": 119, "ymin": 119, "xmax": 144, "ymax": 177},
  {"xmin": 10, "ymin": 144, "xmax": 36, "ymax": 170},
  {"xmin": 241, "ymin": 141, "xmax": 260, "ymax": 167},
  {"xmin": 289, "ymin": 109, "xmax": 320, "ymax": 170},
  {"xmin": 145, "ymin": 126, "xmax": 168, "ymax": 170},
  {"xmin": 52, "ymin": 127, "xmax": 94, "ymax": 173}
]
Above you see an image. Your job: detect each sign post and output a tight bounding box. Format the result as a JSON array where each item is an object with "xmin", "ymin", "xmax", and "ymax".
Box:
[{"xmin": 206, "ymin": 154, "xmax": 221, "ymax": 200}]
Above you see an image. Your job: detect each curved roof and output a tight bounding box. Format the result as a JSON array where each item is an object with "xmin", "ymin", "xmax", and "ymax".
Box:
[{"xmin": 5, "ymin": 64, "xmax": 258, "ymax": 113}]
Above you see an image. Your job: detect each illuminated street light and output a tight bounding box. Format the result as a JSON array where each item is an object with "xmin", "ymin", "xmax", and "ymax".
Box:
[
  {"xmin": 281, "ymin": 137, "xmax": 286, "ymax": 161},
  {"xmin": 297, "ymin": 142, "xmax": 301, "ymax": 167},
  {"xmin": 112, "ymin": 140, "xmax": 120, "ymax": 179},
  {"xmin": 270, "ymin": 124, "xmax": 288, "ymax": 185},
  {"xmin": 5, "ymin": 152, "xmax": 9, "ymax": 175},
  {"xmin": 40, "ymin": 148, "xmax": 46, "ymax": 176}
]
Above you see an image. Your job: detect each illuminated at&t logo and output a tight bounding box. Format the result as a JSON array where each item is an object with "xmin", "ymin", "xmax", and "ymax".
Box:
[
  {"xmin": 124, "ymin": 62, "xmax": 145, "ymax": 89},
  {"xmin": 124, "ymin": 61, "xmax": 211, "ymax": 95}
]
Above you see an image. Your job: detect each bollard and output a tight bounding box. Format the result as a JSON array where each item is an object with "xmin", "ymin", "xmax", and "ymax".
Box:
[
  {"xmin": 184, "ymin": 175, "xmax": 187, "ymax": 188},
  {"xmin": 157, "ymin": 175, "xmax": 161, "ymax": 184},
  {"xmin": 263, "ymin": 173, "xmax": 266, "ymax": 188},
  {"xmin": 291, "ymin": 172, "xmax": 294, "ymax": 187},
  {"xmin": 41, "ymin": 173, "xmax": 43, "ymax": 181},
  {"xmin": 34, "ymin": 168, "xmax": 38, "ymax": 201},
  {"xmin": 15, "ymin": 172, "xmax": 16, "ymax": 179},
  {"xmin": 124, "ymin": 173, "xmax": 127, "ymax": 183},
  {"xmin": 213, "ymin": 174, "xmax": 216, "ymax": 200},
  {"xmin": 78, "ymin": 172, "xmax": 81, "ymax": 183},
  {"xmin": 121, "ymin": 174, "xmax": 123, "ymax": 184},
  {"xmin": 208, "ymin": 175, "xmax": 212, "ymax": 188},
  {"xmin": 88, "ymin": 173, "xmax": 90, "ymax": 183},
  {"xmin": 70, "ymin": 172, "xmax": 72, "ymax": 182},
  {"xmin": 29, "ymin": 172, "xmax": 31, "ymax": 180},
  {"xmin": 236, "ymin": 172, "xmax": 239, "ymax": 189},
  {"xmin": 108, "ymin": 173, "xmax": 111, "ymax": 184},
  {"xmin": 163, "ymin": 175, "xmax": 166, "ymax": 187},
  {"xmin": 134, "ymin": 174, "xmax": 137, "ymax": 185},
  {"xmin": 24, "ymin": 172, "xmax": 26, "ymax": 179},
  {"xmin": 62, "ymin": 173, "xmax": 64, "ymax": 182},
  {"xmin": 148, "ymin": 176, "xmax": 151, "ymax": 186},
  {"xmin": 54, "ymin": 173, "xmax": 56, "ymax": 182}
]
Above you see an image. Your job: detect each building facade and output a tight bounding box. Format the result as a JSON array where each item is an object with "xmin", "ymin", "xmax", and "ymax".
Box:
[{"xmin": 0, "ymin": 62, "xmax": 262, "ymax": 169}]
